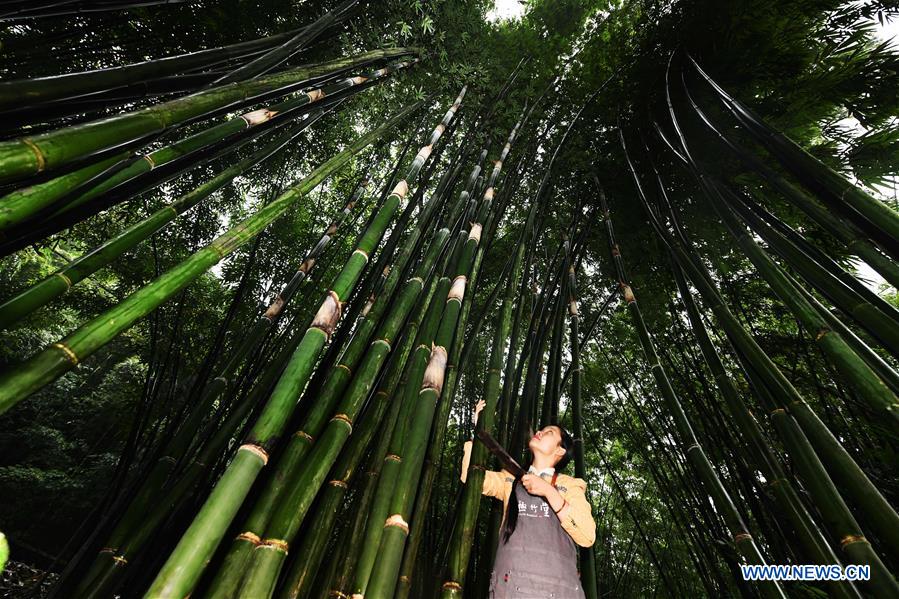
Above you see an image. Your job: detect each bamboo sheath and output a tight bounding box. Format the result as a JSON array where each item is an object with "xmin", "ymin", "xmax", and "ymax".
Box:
[
  {"xmin": 0, "ymin": 47, "xmax": 418, "ymax": 185},
  {"xmin": 0, "ymin": 58, "xmax": 413, "ymax": 234}
]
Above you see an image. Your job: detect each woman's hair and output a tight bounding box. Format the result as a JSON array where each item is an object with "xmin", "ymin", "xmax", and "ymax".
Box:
[{"xmin": 502, "ymin": 423, "xmax": 575, "ymax": 544}]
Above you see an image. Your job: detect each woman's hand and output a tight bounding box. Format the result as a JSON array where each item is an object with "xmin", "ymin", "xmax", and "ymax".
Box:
[
  {"xmin": 521, "ymin": 474, "xmax": 566, "ymax": 513},
  {"xmin": 520, "ymin": 473, "xmax": 554, "ymax": 498},
  {"xmin": 471, "ymin": 399, "xmax": 486, "ymax": 426}
]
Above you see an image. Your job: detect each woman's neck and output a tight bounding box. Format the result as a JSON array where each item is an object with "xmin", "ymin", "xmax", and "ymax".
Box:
[{"xmin": 530, "ymin": 454, "xmax": 556, "ymax": 471}]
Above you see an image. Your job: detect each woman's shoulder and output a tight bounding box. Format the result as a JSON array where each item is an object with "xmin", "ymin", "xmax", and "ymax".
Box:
[{"xmin": 555, "ymin": 473, "xmax": 587, "ymax": 492}]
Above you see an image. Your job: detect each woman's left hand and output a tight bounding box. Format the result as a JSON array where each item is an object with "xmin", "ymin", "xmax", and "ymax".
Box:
[{"xmin": 520, "ymin": 473, "xmax": 554, "ymax": 498}]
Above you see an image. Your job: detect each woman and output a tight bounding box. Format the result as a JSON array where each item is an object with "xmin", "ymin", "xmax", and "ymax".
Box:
[{"xmin": 461, "ymin": 399, "xmax": 596, "ymax": 598}]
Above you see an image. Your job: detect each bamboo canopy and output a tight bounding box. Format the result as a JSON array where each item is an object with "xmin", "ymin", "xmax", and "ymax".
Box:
[{"xmin": 1, "ymin": 2, "xmax": 898, "ymax": 598}]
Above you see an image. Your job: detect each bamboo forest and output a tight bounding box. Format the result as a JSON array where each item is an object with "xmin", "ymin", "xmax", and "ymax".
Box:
[{"xmin": 2, "ymin": 0, "xmax": 899, "ymax": 597}]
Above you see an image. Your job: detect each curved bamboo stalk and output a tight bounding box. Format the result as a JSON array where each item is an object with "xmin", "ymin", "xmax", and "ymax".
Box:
[
  {"xmin": 0, "ymin": 100, "xmax": 417, "ymax": 413},
  {"xmin": 663, "ymin": 73, "xmax": 899, "ymax": 431},
  {"xmin": 0, "ymin": 59, "xmax": 412, "ymax": 235},
  {"xmin": 688, "ymin": 56, "xmax": 899, "ymax": 259},
  {"xmin": 626, "ymin": 128, "xmax": 899, "ymax": 595},
  {"xmin": 0, "ymin": 122, "xmax": 311, "ymax": 328},
  {"xmin": 0, "ymin": 47, "xmax": 418, "ymax": 184}
]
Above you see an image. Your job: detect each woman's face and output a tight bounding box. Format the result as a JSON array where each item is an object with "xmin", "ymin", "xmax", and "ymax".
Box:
[{"xmin": 528, "ymin": 425, "xmax": 564, "ymax": 459}]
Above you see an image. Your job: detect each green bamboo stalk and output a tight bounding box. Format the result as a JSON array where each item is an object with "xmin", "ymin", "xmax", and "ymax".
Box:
[
  {"xmin": 0, "ymin": 59, "xmax": 411, "ymax": 232},
  {"xmin": 627, "ymin": 133, "xmax": 899, "ymax": 591},
  {"xmin": 727, "ymin": 191, "xmax": 899, "ymax": 361},
  {"xmin": 599, "ymin": 173, "xmax": 786, "ymax": 598},
  {"xmin": 689, "ymin": 57, "xmax": 899, "ymax": 258},
  {"xmin": 141, "ymin": 98, "xmax": 439, "ymax": 598},
  {"xmin": 366, "ymin": 226, "xmax": 480, "ymax": 598},
  {"xmin": 212, "ymin": 0, "xmax": 358, "ymax": 85},
  {"xmin": 277, "ymin": 249, "xmax": 445, "ymax": 599},
  {"xmin": 0, "ymin": 101, "xmax": 418, "ymax": 417},
  {"xmin": 566, "ymin": 256, "xmax": 599, "ymax": 599},
  {"xmin": 235, "ymin": 229, "xmax": 451, "ymax": 598},
  {"xmin": 348, "ymin": 273, "xmax": 453, "ymax": 598},
  {"xmin": 678, "ymin": 85, "xmax": 899, "ymax": 290},
  {"xmin": 0, "ymin": 47, "xmax": 417, "ymax": 184},
  {"xmin": 204, "ymin": 88, "xmax": 466, "ymax": 598},
  {"xmin": 203, "ymin": 93, "xmax": 465, "ymax": 597},
  {"xmin": 0, "ymin": 123, "xmax": 310, "ymax": 329},
  {"xmin": 439, "ymin": 224, "xmax": 530, "ymax": 597},
  {"xmin": 0, "ymin": 25, "xmax": 324, "ymax": 110},
  {"xmin": 672, "ymin": 118, "xmax": 899, "ymax": 430}
]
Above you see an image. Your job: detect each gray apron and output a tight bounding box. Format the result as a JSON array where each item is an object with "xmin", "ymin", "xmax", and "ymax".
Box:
[{"xmin": 489, "ymin": 478, "xmax": 586, "ymax": 598}]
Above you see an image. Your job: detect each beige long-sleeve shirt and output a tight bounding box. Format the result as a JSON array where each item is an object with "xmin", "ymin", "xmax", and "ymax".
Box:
[{"xmin": 460, "ymin": 440, "xmax": 596, "ymax": 547}]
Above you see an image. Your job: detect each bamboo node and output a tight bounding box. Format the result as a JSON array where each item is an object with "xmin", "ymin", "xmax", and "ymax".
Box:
[
  {"xmin": 240, "ymin": 108, "xmax": 278, "ymax": 126},
  {"xmin": 770, "ymin": 408, "xmax": 786, "ymax": 416},
  {"xmin": 448, "ymin": 276, "xmax": 467, "ymax": 302},
  {"xmin": 52, "ymin": 342, "xmax": 79, "ymax": 365},
  {"xmin": 236, "ymin": 531, "xmax": 262, "ymax": 545},
  {"xmin": 570, "ymin": 299, "xmax": 579, "ymax": 315},
  {"xmin": 337, "ymin": 364, "xmax": 352, "ymax": 374},
  {"xmin": 815, "ymin": 328, "xmax": 831, "ymax": 341},
  {"xmin": 111, "ymin": 554, "xmax": 128, "ymax": 566},
  {"xmin": 384, "ymin": 514, "xmax": 409, "ymax": 534},
  {"xmin": 611, "ymin": 244, "xmax": 620, "ymax": 257},
  {"xmin": 311, "ymin": 291, "xmax": 342, "ymax": 339},
  {"xmin": 468, "ymin": 223, "xmax": 483, "ymax": 243},
  {"xmin": 733, "ymin": 532, "xmax": 752, "ymax": 543},
  {"xmin": 142, "ymin": 154, "xmax": 156, "ymax": 169},
  {"xmin": 238, "ymin": 443, "xmax": 269, "ymax": 465},
  {"xmin": 353, "ymin": 248, "xmax": 370, "ymax": 262},
  {"xmin": 99, "ymin": 547, "xmax": 116, "ymax": 554},
  {"xmin": 294, "ymin": 430, "xmax": 314, "ymax": 443},
  {"xmin": 392, "ymin": 179, "xmax": 409, "ymax": 199},
  {"xmin": 331, "ymin": 413, "xmax": 353, "ymax": 433},
  {"xmin": 373, "ymin": 338, "xmax": 392, "ymax": 352},
  {"xmin": 483, "ymin": 187, "xmax": 495, "ymax": 201},
  {"xmin": 386, "ymin": 454, "xmax": 402, "ymax": 463},
  {"xmin": 442, "ymin": 581, "xmax": 462, "ymax": 591},
  {"xmin": 307, "ymin": 88, "xmax": 325, "ymax": 103},
  {"xmin": 422, "ymin": 345, "xmax": 448, "ymax": 393},
  {"xmin": 620, "ymin": 283, "xmax": 635, "ymax": 303},
  {"xmin": 55, "ymin": 272, "xmax": 73, "ymax": 289},
  {"xmin": 330, "ymin": 592, "xmax": 349, "ymax": 598},
  {"xmin": 350, "ymin": 594, "xmax": 363, "ymax": 599},
  {"xmin": 263, "ymin": 296, "xmax": 285, "ymax": 320},
  {"xmin": 685, "ymin": 443, "xmax": 701, "ymax": 454},
  {"xmin": 414, "ymin": 144, "xmax": 433, "ymax": 164},
  {"xmin": 840, "ymin": 534, "xmax": 868, "ymax": 548},
  {"xmin": 329, "ymin": 479, "xmax": 348, "ymax": 489},
  {"xmin": 351, "ymin": 76, "xmax": 368, "ymax": 85},
  {"xmin": 261, "ymin": 538, "xmax": 289, "ymax": 553},
  {"xmin": 21, "ymin": 137, "xmax": 46, "ymax": 173}
]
